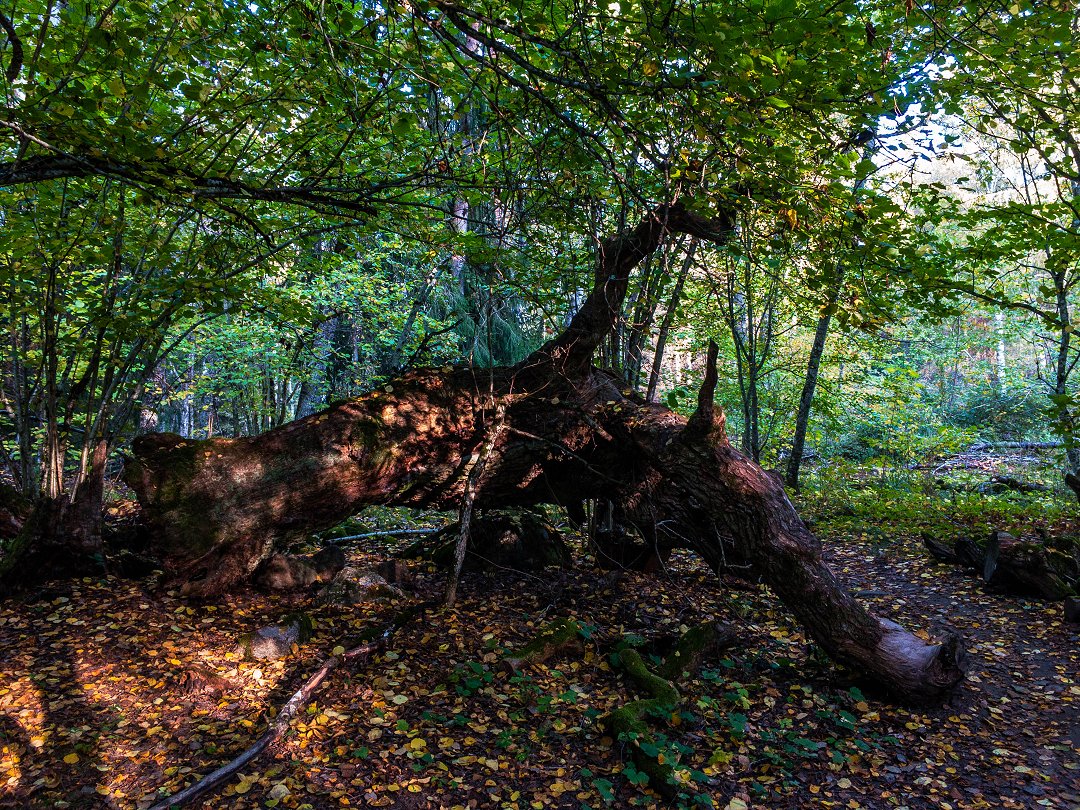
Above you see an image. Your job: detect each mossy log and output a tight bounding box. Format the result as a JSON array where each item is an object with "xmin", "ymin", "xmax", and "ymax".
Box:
[
  {"xmin": 125, "ymin": 204, "xmax": 963, "ymax": 704},
  {"xmin": 502, "ymin": 618, "xmax": 583, "ymax": 673}
]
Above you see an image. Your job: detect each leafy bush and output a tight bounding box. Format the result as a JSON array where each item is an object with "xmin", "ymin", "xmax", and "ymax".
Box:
[
  {"xmin": 801, "ymin": 465, "xmax": 1076, "ymax": 541},
  {"xmin": 946, "ymin": 381, "xmax": 1049, "ymax": 441}
]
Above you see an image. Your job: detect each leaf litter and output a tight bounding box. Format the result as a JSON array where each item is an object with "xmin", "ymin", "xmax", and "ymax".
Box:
[{"xmin": 0, "ymin": 525, "xmax": 1077, "ymax": 809}]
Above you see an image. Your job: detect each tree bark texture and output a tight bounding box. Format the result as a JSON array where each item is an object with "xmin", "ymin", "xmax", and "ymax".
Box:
[{"xmin": 123, "ymin": 204, "xmax": 964, "ymax": 703}]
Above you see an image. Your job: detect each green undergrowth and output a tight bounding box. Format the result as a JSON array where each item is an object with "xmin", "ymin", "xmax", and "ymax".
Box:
[{"xmin": 798, "ymin": 462, "xmax": 1080, "ymax": 545}]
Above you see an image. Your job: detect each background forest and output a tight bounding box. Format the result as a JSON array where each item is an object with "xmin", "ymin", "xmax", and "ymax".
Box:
[{"xmin": 1, "ymin": 0, "xmax": 1078, "ymax": 505}]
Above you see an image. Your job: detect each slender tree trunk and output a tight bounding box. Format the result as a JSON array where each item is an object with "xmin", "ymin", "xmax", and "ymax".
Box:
[
  {"xmin": 1052, "ymin": 271, "xmax": 1080, "ymax": 473},
  {"xmin": 785, "ymin": 151, "xmax": 875, "ymax": 489},
  {"xmin": 646, "ymin": 241, "xmax": 695, "ymax": 403},
  {"xmin": 994, "ymin": 309, "xmax": 1007, "ymax": 391},
  {"xmin": 786, "ymin": 268, "xmax": 844, "ymax": 491}
]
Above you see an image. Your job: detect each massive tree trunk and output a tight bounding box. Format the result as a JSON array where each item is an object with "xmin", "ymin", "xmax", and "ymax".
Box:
[{"xmin": 123, "ymin": 204, "xmax": 964, "ymax": 704}]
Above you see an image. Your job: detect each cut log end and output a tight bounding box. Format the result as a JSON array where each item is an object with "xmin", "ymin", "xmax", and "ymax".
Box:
[{"xmin": 872, "ymin": 620, "xmax": 965, "ymax": 705}]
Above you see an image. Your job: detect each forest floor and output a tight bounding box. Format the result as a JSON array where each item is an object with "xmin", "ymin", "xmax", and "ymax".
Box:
[{"xmin": 0, "ymin": 493, "xmax": 1078, "ymax": 810}]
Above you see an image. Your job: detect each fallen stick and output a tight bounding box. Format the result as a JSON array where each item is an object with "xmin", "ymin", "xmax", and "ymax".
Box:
[
  {"xmin": 149, "ymin": 602, "xmax": 431, "ymax": 810},
  {"xmin": 328, "ymin": 528, "xmax": 438, "ymax": 545}
]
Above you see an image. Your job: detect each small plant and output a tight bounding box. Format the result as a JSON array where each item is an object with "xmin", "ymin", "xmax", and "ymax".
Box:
[{"xmin": 447, "ymin": 660, "xmax": 493, "ymax": 696}]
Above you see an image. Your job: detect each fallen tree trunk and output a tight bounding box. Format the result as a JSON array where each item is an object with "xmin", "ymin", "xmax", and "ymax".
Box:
[
  {"xmin": 923, "ymin": 531, "xmax": 1078, "ymax": 600},
  {"xmin": 124, "ymin": 203, "xmax": 963, "ymax": 704}
]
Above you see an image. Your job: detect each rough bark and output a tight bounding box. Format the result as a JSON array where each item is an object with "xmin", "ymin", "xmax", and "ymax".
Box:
[
  {"xmin": 923, "ymin": 531, "xmax": 1078, "ymax": 600},
  {"xmin": 124, "ymin": 204, "xmax": 964, "ymax": 703},
  {"xmin": 0, "ymin": 442, "xmax": 109, "ymax": 581}
]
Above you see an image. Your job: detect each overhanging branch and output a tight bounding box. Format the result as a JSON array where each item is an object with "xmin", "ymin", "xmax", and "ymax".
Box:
[{"xmin": 0, "ymin": 152, "xmax": 380, "ymax": 217}]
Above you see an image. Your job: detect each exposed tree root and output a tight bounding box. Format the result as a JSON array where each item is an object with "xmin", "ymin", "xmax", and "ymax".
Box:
[
  {"xmin": 502, "ymin": 617, "xmax": 584, "ymax": 673},
  {"xmin": 605, "ymin": 621, "xmax": 728, "ymax": 797},
  {"xmin": 659, "ymin": 621, "xmax": 738, "ymax": 680}
]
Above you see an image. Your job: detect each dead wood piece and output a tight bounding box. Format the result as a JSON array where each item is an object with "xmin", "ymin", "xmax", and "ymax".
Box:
[
  {"xmin": 923, "ymin": 534, "xmax": 958, "ymax": 564},
  {"xmin": 1066, "ymin": 472, "xmax": 1080, "ymax": 504},
  {"xmin": 927, "ymin": 531, "xmax": 1077, "ymax": 601},
  {"xmin": 983, "ymin": 532, "xmax": 1075, "ymax": 600},
  {"xmin": 150, "ymin": 602, "xmax": 431, "ymax": 810},
  {"xmin": 427, "ymin": 509, "xmax": 572, "ymax": 573},
  {"xmin": 1064, "ymin": 596, "xmax": 1080, "ymax": 623},
  {"xmin": 954, "ymin": 537, "xmax": 987, "ymax": 570},
  {"xmin": 376, "ymin": 559, "xmax": 414, "ymax": 587},
  {"xmin": 977, "ymin": 476, "xmax": 1050, "ymax": 495},
  {"xmin": 981, "ymin": 530, "xmax": 1012, "ymax": 584},
  {"xmin": 968, "ymin": 441, "xmax": 1063, "ymax": 452},
  {"xmin": 330, "ymin": 528, "xmax": 435, "ymax": 545},
  {"xmin": 502, "ymin": 617, "xmax": 583, "ymax": 673},
  {"xmin": 590, "ymin": 527, "xmax": 670, "ymax": 572}
]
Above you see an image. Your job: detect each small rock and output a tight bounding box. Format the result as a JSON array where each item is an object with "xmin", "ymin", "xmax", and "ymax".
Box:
[
  {"xmin": 240, "ymin": 625, "xmax": 299, "ymax": 660},
  {"xmin": 317, "ymin": 567, "xmax": 407, "ymax": 606},
  {"xmin": 376, "ymin": 559, "xmax": 414, "ymax": 587},
  {"xmin": 236, "ymin": 612, "xmax": 313, "ymax": 660},
  {"xmin": 254, "ymin": 546, "xmax": 346, "ymax": 590},
  {"xmin": 1065, "ymin": 596, "xmax": 1080, "ymax": 623}
]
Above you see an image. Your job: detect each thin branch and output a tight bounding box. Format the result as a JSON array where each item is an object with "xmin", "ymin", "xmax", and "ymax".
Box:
[
  {"xmin": 328, "ymin": 528, "xmax": 437, "ymax": 545},
  {"xmin": 446, "ymin": 404, "xmax": 507, "ymax": 606}
]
